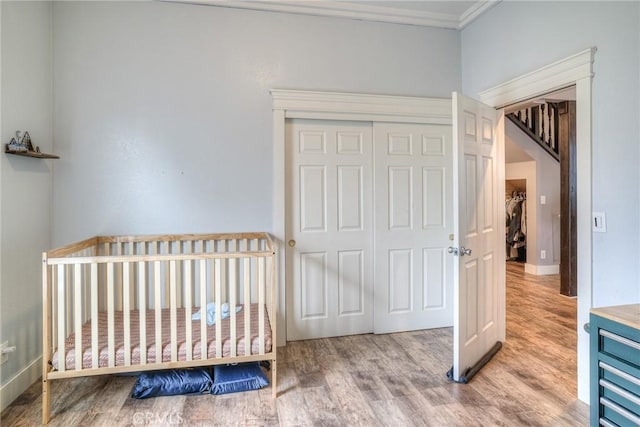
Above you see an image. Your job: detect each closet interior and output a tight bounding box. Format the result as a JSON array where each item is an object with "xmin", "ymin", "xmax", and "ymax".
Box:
[{"xmin": 506, "ymin": 179, "xmax": 527, "ymax": 262}]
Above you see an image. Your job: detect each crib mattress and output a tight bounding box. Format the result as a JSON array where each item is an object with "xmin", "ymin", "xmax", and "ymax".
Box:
[{"xmin": 51, "ymin": 303, "xmax": 272, "ymax": 371}]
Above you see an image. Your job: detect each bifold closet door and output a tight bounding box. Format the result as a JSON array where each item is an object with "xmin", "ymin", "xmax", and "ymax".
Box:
[
  {"xmin": 285, "ymin": 120, "xmax": 374, "ymax": 341},
  {"xmin": 373, "ymin": 123, "xmax": 454, "ymax": 334}
]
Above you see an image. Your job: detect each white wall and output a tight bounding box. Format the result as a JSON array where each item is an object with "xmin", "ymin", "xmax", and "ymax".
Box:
[
  {"xmin": 0, "ymin": 1, "xmax": 53, "ymax": 411},
  {"xmin": 462, "ymin": 0, "xmax": 640, "ymax": 403},
  {"xmin": 506, "ymin": 121, "xmax": 561, "ymax": 272},
  {"xmin": 51, "ymin": 1, "xmax": 461, "ymax": 247}
]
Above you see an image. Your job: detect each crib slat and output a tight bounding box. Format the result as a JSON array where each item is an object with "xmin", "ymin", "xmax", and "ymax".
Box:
[
  {"xmin": 57, "ymin": 266, "xmax": 66, "ymax": 372},
  {"xmin": 154, "ymin": 261, "xmax": 162, "ymax": 364},
  {"xmin": 74, "ymin": 264, "xmax": 82, "ymax": 371},
  {"xmin": 42, "ymin": 253, "xmax": 51, "ymax": 425},
  {"xmin": 170, "ymin": 260, "xmax": 178, "ymax": 362},
  {"xmin": 130, "ymin": 244, "xmax": 137, "ymax": 313},
  {"xmin": 164, "ymin": 241, "xmax": 170, "ymax": 310},
  {"xmin": 91, "ymin": 264, "xmax": 98, "ymax": 368},
  {"xmin": 107, "ymin": 263, "xmax": 115, "ymax": 368},
  {"xmin": 220, "ymin": 241, "xmax": 228, "ymax": 303},
  {"xmin": 83, "ymin": 262, "xmax": 89, "ymax": 324},
  {"xmin": 115, "ymin": 243, "xmax": 122, "ymax": 311},
  {"xmin": 258, "ymin": 257, "xmax": 265, "ymax": 354},
  {"xmin": 199, "ymin": 259, "xmax": 207, "ymax": 360},
  {"xmin": 244, "ymin": 258, "xmax": 251, "ymax": 356},
  {"xmin": 215, "ymin": 259, "xmax": 222, "ymax": 358},
  {"xmin": 123, "ymin": 262, "xmax": 131, "ymax": 366},
  {"xmin": 66, "ymin": 266, "xmax": 72, "ymax": 338},
  {"xmin": 184, "ymin": 260, "xmax": 193, "ymax": 361},
  {"xmin": 51, "ymin": 266, "xmax": 58, "ymax": 359},
  {"xmin": 229, "ymin": 258, "xmax": 237, "ymax": 358},
  {"xmin": 175, "ymin": 243, "xmax": 182, "ymax": 309},
  {"xmin": 138, "ymin": 261, "xmax": 147, "ymax": 365}
]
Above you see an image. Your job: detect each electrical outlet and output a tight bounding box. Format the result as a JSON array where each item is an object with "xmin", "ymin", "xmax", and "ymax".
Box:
[
  {"xmin": 540, "ymin": 250, "xmax": 546, "ymax": 260},
  {"xmin": 0, "ymin": 341, "xmax": 8, "ymax": 365}
]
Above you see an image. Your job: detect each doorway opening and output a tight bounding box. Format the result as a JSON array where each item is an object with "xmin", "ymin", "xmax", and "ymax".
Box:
[
  {"xmin": 502, "ymin": 85, "xmax": 579, "ymax": 399},
  {"xmin": 503, "ymin": 86, "xmax": 577, "ymax": 295}
]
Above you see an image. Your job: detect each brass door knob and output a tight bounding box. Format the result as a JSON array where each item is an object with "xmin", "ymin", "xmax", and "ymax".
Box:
[{"xmin": 288, "ymin": 240, "xmax": 296, "ymax": 247}]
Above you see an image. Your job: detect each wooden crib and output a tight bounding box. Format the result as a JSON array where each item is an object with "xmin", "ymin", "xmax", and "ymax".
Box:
[{"xmin": 42, "ymin": 232, "xmax": 277, "ymax": 424}]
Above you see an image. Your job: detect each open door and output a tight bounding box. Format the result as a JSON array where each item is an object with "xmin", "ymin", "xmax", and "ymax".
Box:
[{"xmin": 450, "ymin": 92, "xmax": 505, "ymax": 382}]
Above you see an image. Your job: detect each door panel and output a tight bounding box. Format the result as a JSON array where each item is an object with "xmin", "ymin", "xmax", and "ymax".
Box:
[
  {"xmin": 374, "ymin": 123, "xmax": 454, "ymax": 334},
  {"xmin": 300, "ymin": 166, "xmax": 326, "ymax": 232},
  {"xmin": 286, "ymin": 120, "xmax": 373, "ymax": 340},
  {"xmin": 423, "ymin": 167, "xmax": 445, "ymax": 227},
  {"xmin": 389, "ymin": 167, "xmax": 413, "ymax": 229},
  {"xmin": 338, "ymin": 250, "xmax": 364, "ymax": 316},
  {"xmin": 337, "ymin": 166, "xmax": 363, "ymax": 231},
  {"xmin": 389, "ymin": 249, "xmax": 413, "ymax": 313},
  {"xmin": 452, "ymin": 92, "xmax": 504, "ymax": 381},
  {"xmin": 300, "ymin": 252, "xmax": 328, "ymax": 319},
  {"xmin": 422, "ymin": 248, "xmax": 445, "ymax": 309}
]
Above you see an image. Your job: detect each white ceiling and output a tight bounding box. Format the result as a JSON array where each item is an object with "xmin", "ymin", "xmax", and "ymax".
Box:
[{"xmin": 164, "ymin": 0, "xmax": 501, "ymax": 29}]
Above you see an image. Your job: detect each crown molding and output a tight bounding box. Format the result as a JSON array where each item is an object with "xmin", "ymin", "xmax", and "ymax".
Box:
[
  {"xmin": 478, "ymin": 48, "xmax": 596, "ymax": 108},
  {"xmin": 162, "ymin": 0, "xmax": 500, "ymax": 30},
  {"xmin": 459, "ymin": 1, "xmax": 500, "ymax": 29}
]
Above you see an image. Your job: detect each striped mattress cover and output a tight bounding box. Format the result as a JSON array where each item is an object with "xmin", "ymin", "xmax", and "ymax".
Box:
[{"xmin": 51, "ymin": 303, "xmax": 272, "ymax": 371}]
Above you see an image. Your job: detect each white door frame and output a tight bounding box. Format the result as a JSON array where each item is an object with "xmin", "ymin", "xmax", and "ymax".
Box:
[
  {"xmin": 272, "ymin": 90, "xmax": 453, "ymax": 346},
  {"xmin": 478, "ymin": 47, "xmax": 595, "ymax": 403}
]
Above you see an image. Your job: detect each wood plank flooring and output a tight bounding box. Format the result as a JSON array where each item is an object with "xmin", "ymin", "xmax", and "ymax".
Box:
[{"xmin": 2, "ymin": 262, "xmax": 588, "ymax": 426}]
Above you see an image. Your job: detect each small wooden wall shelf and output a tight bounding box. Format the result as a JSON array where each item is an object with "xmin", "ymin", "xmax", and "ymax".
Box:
[{"xmin": 5, "ymin": 148, "xmax": 59, "ymax": 159}]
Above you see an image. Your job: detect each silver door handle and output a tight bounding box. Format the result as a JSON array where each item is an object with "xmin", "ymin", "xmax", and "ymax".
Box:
[{"xmin": 448, "ymin": 246, "xmax": 472, "ymax": 256}]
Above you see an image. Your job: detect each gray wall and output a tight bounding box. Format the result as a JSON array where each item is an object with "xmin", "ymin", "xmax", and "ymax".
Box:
[
  {"xmin": 1, "ymin": 0, "xmax": 461, "ymax": 408},
  {"xmin": 0, "ymin": 1, "xmax": 53, "ymax": 410},
  {"xmin": 462, "ymin": 1, "xmax": 640, "ymax": 304},
  {"xmin": 462, "ymin": 0, "xmax": 640, "ymax": 402},
  {"xmin": 52, "ymin": 1, "xmax": 461, "ymax": 246}
]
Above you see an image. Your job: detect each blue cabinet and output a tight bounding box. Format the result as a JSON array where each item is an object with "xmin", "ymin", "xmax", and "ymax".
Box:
[{"xmin": 590, "ymin": 305, "xmax": 640, "ymax": 426}]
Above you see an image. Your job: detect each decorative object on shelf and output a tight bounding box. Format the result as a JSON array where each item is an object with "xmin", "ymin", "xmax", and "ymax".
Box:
[
  {"xmin": 6, "ymin": 137, "xmax": 27, "ymax": 152},
  {"xmin": 20, "ymin": 131, "xmax": 34, "ymax": 151},
  {"xmin": 5, "ymin": 130, "xmax": 59, "ymax": 159}
]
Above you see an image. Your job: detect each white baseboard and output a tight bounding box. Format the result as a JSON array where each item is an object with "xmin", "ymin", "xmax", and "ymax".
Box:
[
  {"xmin": 525, "ymin": 263, "xmax": 560, "ymax": 275},
  {"xmin": 0, "ymin": 356, "xmax": 42, "ymax": 412}
]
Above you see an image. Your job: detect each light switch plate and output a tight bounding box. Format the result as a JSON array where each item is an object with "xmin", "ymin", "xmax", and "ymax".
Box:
[{"xmin": 593, "ymin": 212, "xmax": 607, "ymax": 232}]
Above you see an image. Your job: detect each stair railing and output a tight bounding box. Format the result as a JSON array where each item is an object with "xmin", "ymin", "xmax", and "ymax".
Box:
[{"xmin": 509, "ymin": 102, "xmax": 560, "ymax": 161}]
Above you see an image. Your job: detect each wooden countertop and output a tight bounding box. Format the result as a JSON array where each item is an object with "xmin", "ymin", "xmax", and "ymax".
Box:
[{"xmin": 591, "ymin": 304, "xmax": 640, "ymax": 330}]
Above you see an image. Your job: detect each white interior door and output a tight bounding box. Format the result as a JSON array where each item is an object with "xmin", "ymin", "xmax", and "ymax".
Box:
[
  {"xmin": 373, "ymin": 123, "xmax": 454, "ymax": 333},
  {"xmin": 451, "ymin": 92, "xmax": 504, "ymax": 381},
  {"xmin": 286, "ymin": 119, "xmax": 373, "ymax": 340}
]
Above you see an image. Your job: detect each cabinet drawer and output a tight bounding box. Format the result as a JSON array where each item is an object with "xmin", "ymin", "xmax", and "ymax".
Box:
[
  {"xmin": 600, "ymin": 329, "xmax": 640, "ymax": 368},
  {"xmin": 600, "ymin": 397, "xmax": 640, "ymax": 426},
  {"xmin": 600, "ymin": 361, "xmax": 640, "ymax": 397},
  {"xmin": 600, "ymin": 378, "xmax": 640, "ymax": 416}
]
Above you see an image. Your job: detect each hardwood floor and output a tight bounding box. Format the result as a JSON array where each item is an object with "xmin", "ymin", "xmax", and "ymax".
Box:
[{"xmin": 2, "ymin": 262, "xmax": 588, "ymax": 426}]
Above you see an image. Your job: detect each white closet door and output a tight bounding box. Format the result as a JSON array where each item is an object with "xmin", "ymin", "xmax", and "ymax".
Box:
[
  {"xmin": 373, "ymin": 123, "xmax": 454, "ymax": 334},
  {"xmin": 286, "ymin": 120, "xmax": 373, "ymax": 340}
]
